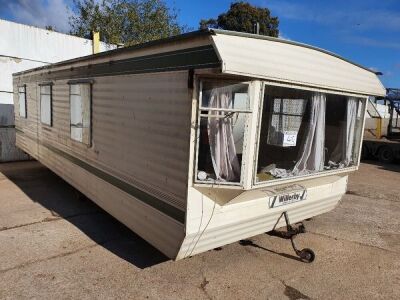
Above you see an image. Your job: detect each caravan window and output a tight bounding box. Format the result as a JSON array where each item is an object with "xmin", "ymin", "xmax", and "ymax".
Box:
[
  {"xmin": 40, "ymin": 84, "xmax": 52, "ymax": 126},
  {"xmin": 18, "ymin": 86, "xmax": 27, "ymax": 118},
  {"xmin": 195, "ymin": 81, "xmax": 251, "ymax": 184},
  {"xmin": 255, "ymin": 85, "xmax": 365, "ymax": 183},
  {"xmin": 69, "ymin": 83, "xmax": 91, "ymax": 145}
]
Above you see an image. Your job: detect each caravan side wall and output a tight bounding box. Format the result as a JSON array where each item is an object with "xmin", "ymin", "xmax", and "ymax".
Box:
[{"xmin": 14, "ymin": 71, "xmax": 192, "ymax": 258}]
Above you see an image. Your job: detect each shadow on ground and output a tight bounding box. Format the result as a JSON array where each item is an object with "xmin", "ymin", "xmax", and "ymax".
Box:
[
  {"xmin": 0, "ymin": 161, "xmax": 168, "ymax": 269},
  {"xmin": 360, "ymin": 159, "xmax": 400, "ymax": 172},
  {"xmin": 239, "ymin": 239, "xmax": 303, "ymax": 262}
]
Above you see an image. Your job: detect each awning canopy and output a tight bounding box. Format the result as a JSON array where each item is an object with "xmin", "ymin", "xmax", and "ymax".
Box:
[{"xmin": 210, "ymin": 30, "xmax": 386, "ymax": 97}]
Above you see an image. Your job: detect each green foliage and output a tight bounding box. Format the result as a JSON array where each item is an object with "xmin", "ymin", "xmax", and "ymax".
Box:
[
  {"xmin": 199, "ymin": 1, "xmax": 279, "ymax": 37},
  {"xmin": 69, "ymin": 0, "xmax": 185, "ymax": 46}
]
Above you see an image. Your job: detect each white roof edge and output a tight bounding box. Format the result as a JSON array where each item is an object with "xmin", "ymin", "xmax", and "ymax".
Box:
[
  {"xmin": 209, "ymin": 28, "xmax": 380, "ymax": 75},
  {"xmin": 210, "ymin": 31, "xmax": 386, "ymax": 97}
]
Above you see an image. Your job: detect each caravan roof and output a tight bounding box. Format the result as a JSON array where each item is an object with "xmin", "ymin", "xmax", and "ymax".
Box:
[{"xmin": 14, "ymin": 28, "xmax": 386, "ymax": 97}]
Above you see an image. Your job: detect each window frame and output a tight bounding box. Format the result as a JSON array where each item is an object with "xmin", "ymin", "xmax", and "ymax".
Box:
[
  {"xmin": 18, "ymin": 85, "xmax": 27, "ymax": 118},
  {"xmin": 193, "ymin": 79, "xmax": 254, "ymax": 187},
  {"xmin": 252, "ymin": 81, "xmax": 368, "ymax": 188},
  {"xmin": 68, "ymin": 79, "xmax": 93, "ymax": 146},
  {"xmin": 39, "ymin": 82, "xmax": 53, "ymax": 126}
]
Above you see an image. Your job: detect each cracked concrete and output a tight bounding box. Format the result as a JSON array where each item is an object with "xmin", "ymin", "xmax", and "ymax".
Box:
[{"xmin": 0, "ymin": 160, "xmax": 399, "ymax": 299}]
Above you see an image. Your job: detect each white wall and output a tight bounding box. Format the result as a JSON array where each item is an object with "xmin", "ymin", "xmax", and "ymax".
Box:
[
  {"xmin": 0, "ymin": 19, "xmax": 115, "ymax": 161},
  {"xmin": 0, "ymin": 19, "xmax": 114, "ymax": 99},
  {"xmin": 375, "ymin": 103, "xmax": 390, "ymax": 118},
  {"xmin": 0, "ymin": 19, "xmax": 112, "ymax": 66},
  {"xmin": 0, "ymin": 57, "xmax": 45, "ymax": 104}
]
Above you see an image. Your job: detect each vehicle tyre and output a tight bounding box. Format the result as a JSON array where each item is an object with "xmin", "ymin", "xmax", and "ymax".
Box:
[
  {"xmin": 378, "ymin": 146, "xmax": 394, "ymax": 163},
  {"xmin": 361, "ymin": 144, "xmax": 369, "ymax": 160},
  {"xmin": 299, "ymin": 248, "xmax": 315, "ymax": 263},
  {"xmin": 298, "ymin": 223, "xmax": 306, "ymax": 233}
]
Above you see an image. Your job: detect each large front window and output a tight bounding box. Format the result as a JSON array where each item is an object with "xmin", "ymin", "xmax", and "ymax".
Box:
[
  {"xmin": 255, "ymin": 85, "xmax": 365, "ymax": 183},
  {"xmin": 195, "ymin": 81, "xmax": 251, "ymax": 184}
]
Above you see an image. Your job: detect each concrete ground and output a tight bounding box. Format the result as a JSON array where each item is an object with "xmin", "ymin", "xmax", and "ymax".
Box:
[{"xmin": 0, "ymin": 161, "xmax": 399, "ymax": 300}]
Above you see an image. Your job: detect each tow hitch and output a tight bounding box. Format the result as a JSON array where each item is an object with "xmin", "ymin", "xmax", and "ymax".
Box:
[{"xmin": 270, "ymin": 211, "xmax": 315, "ymax": 263}]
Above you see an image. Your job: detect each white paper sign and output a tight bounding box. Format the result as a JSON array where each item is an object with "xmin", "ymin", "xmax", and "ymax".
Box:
[{"xmin": 283, "ymin": 131, "xmax": 298, "ymax": 147}]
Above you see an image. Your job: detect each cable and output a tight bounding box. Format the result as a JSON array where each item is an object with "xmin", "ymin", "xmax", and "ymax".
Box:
[
  {"xmin": 183, "ymin": 194, "xmax": 204, "ymax": 258},
  {"xmin": 187, "ymin": 199, "xmax": 216, "ymax": 257}
]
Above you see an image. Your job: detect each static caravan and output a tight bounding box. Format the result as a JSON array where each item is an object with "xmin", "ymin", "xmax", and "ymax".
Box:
[{"xmin": 13, "ymin": 29, "xmax": 386, "ymax": 261}]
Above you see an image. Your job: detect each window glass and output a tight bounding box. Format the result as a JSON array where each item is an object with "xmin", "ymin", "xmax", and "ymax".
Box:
[
  {"xmin": 201, "ymin": 82, "xmax": 250, "ymax": 111},
  {"xmin": 18, "ymin": 86, "xmax": 27, "ymax": 118},
  {"xmin": 69, "ymin": 83, "xmax": 91, "ymax": 145},
  {"xmin": 40, "ymin": 85, "xmax": 52, "ymax": 126},
  {"xmin": 196, "ymin": 81, "xmax": 250, "ymax": 184},
  {"xmin": 267, "ymin": 98, "xmax": 307, "ymax": 147},
  {"xmin": 255, "ymin": 85, "xmax": 364, "ymax": 183}
]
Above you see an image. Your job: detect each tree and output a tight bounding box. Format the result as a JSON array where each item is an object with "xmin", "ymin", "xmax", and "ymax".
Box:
[
  {"xmin": 199, "ymin": 1, "xmax": 279, "ymax": 37},
  {"xmin": 69, "ymin": 0, "xmax": 185, "ymax": 46}
]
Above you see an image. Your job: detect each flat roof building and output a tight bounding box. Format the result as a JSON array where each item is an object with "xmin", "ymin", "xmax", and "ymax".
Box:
[{"xmin": 0, "ymin": 19, "xmax": 114, "ymax": 162}]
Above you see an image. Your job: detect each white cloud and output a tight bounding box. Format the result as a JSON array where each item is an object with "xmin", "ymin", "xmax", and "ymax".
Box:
[
  {"xmin": 3, "ymin": 0, "xmax": 72, "ymax": 33},
  {"xmin": 278, "ymin": 30, "xmax": 290, "ymax": 40}
]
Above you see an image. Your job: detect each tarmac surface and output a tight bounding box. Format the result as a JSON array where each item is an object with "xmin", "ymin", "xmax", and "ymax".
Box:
[{"xmin": 0, "ymin": 160, "xmax": 399, "ymax": 299}]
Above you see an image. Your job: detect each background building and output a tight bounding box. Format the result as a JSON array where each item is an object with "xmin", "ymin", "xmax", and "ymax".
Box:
[{"xmin": 0, "ymin": 19, "xmax": 114, "ymax": 162}]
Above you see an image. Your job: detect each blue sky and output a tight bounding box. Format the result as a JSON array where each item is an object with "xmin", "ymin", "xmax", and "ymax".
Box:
[{"xmin": 1, "ymin": 0, "xmax": 399, "ymax": 87}]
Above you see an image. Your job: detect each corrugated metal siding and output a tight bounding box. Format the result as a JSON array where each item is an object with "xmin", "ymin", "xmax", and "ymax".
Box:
[
  {"xmin": 0, "ymin": 104, "xmax": 14, "ymax": 126},
  {"xmin": 0, "ymin": 103, "xmax": 29, "ymax": 162},
  {"xmin": 211, "ymin": 34, "xmax": 386, "ymax": 96},
  {"xmin": 0, "ymin": 128, "xmax": 29, "ymax": 162},
  {"xmin": 179, "ymin": 194, "xmax": 340, "ymax": 258},
  {"xmin": 178, "ymin": 175, "xmax": 347, "ymax": 259},
  {"xmin": 14, "ymin": 70, "xmax": 190, "ymax": 257},
  {"xmin": 15, "ymin": 71, "xmax": 191, "ymax": 211},
  {"xmin": 38, "ymin": 144, "xmax": 184, "ymax": 258},
  {"xmin": 92, "ymin": 72, "xmax": 191, "ymax": 210},
  {"xmin": 14, "ymin": 82, "xmax": 39, "ymax": 158}
]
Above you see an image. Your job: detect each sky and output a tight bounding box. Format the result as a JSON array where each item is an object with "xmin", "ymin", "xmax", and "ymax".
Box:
[{"xmin": 0, "ymin": 0, "xmax": 399, "ymax": 88}]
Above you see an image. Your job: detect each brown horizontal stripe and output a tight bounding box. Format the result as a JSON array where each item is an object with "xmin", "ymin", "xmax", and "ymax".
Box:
[
  {"xmin": 16, "ymin": 45, "xmax": 221, "ymax": 83},
  {"xmin": 15, "ymin": 129, "xmax": 185, "ymax": 223}
]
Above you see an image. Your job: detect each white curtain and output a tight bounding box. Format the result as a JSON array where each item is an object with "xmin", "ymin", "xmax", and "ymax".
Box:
[
  {"xmin": 292, "ymin": 92, "xmax": 326, "ymax": 175},
  {"xmin": 330, "ymin": 97, "xmax": 359, "ymax": 166},
  {"xmin": 344, "ymin": 97, "xmax": 359, "ymax": 165},
  {"xmin": 208, "ymin": 88, "xmax": 240, "ymax": 181}
]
